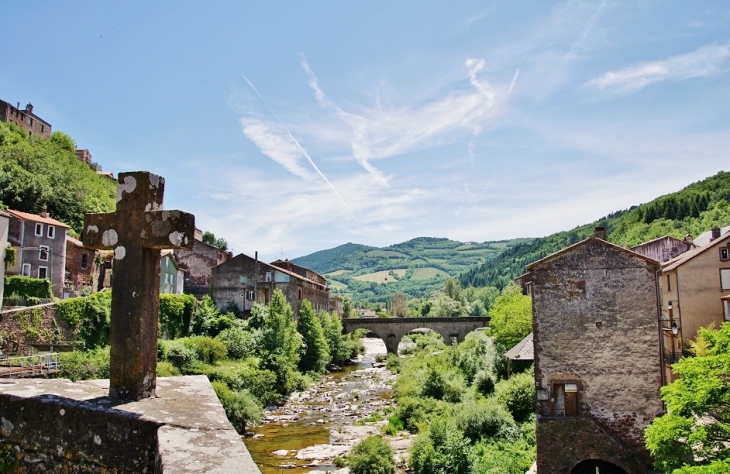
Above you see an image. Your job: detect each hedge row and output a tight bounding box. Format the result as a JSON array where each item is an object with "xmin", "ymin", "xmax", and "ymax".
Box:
[{"xmin": 4, "ymin": 275, "xmax": 52, "ymax": 299}]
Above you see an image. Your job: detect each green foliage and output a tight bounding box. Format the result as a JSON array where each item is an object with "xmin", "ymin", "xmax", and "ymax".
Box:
[
  {"xmin": 454, "ymin": 399, "xmax": 515, "ymax": 442},
  {"xmin": 487, "ymin": 285, "xmax": 532, "ymax": 349},
  {"xmin": 3, "ymin": 247, "xmax": 15, "ymax": 270},
  {"xmin": 348, "ymin": 436, "xmax": 396, "ymax": 474},
  {"xmin": 56, "ymin": 291, "xmax": 111, "ymax": 348},
  {"xmin": 216, "ymin": 327, "xmax": 257, "ymax": 360},
  {"xmin": 471, "ymin": 437, "xmax": 536, "ymax": 474},
  {"xmin": 184, "ymin": 336, "xmax": 227, "ymax": 364},
  {"xmin": 645, "ymin": 322, "xmax": 730, "ymax": 472},
  {"xmin": 297, "ymin": 300, "xmax": 330, "ymax": 373},
  {"xmin": 191, "ymin": 296, "xmax": 239, "ymax": 337},
  {"xmin": 201, "ymin": 231, "xmax": 229, "ymax": 251},
  {"xmin": 159, "ymin": 294, "xmax": 197, "ymax": 339},
  {"xmin": 4, "ymin": 275, "xmax": 52, "ymax": 299},
  {"xmin": 0, "ymin": 122, "xmax": 116, "ymax": 233},
  {"xmin": 0, "ymin": 440, "xmax": 17, "ymax": 473},
  {"xmin": 210, "ymin": 381, "xmax": 263, "ymax": 433},
  {"xmin": 409, "ymin": 418, "xmax": 474, "ymax": 474},
  {"xmin": 495, "ymin": 370, "xmax": 536, "ymax": 423},
  {"xmin": 158, "ymin": 339, "xmax": 198, "ymax": 370},
  {"xmin": 453, "ymin": 331, "xmax": 500, "ymax": 385},
  {"xmin": 59, "ymin": 347, "xmax": 110, "ymax": 381}
]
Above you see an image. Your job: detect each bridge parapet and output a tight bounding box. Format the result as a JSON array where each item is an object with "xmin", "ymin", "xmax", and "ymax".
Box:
[{"xmin": 342, "ymin": 317, "xmax": 490, "ymax": 354}]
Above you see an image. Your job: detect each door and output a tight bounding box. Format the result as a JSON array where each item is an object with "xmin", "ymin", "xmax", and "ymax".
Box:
[{"xmin": 554, "ymin": 384, "xmax": 565, "ymax": 416}]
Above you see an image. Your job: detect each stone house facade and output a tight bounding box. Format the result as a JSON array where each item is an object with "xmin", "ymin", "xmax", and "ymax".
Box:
[
  {"xmin": 659, "ymin": 227, "xmax": 730, "ymax": 384},
  {"xmin": 211, "ymin": 253, "xmax": 329, "ymax": 317},
  {"xmin": 526, "ymin": 235, "xmax": 663, "ymax": 474},
  {"xmin": 630, "ymin": 234, "xmax": 695, "ymax": 263},
  {"xmin": 172, "ymin": 229, "xmax": 231, "ymax": 298},
  {"xmin": 0, "ymin": 101, "xmax": 51, "ymax": 138},
  {"xmin": 5, "ymin": 210, "xmax": 69, "ymax": 298},
  {"xmin": 64, "ymin": 236, "xmax": 97, "ymax": 296}
]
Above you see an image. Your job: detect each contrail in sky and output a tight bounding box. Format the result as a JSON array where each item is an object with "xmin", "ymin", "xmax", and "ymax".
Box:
[{"xmin": 241, "ymin": 74, "xmax": 363, "ymax": 228}]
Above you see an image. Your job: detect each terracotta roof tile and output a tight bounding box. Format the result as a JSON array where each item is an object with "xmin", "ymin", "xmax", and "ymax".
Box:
[{"xmin": 6, "ymin": 209, "xmax": 71, "ymax": 228}]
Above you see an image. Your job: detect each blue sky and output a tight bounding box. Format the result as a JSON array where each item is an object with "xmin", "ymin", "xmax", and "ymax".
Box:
[{"xmin": 2, "ymin": 1, "xmax": 729, "ymax": 261}]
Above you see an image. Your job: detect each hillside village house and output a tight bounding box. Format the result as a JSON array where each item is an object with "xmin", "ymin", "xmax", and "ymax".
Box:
[
  {"xmin": 160, "ymin": 250, "xmax": 184, "ymax": 294},
  {"xmin": 5, "ymin": 210, "xmax": 69, "ymax": 298},
  {"xmin": 630, "ymin": 234, "xmax": 695, "ymax": 263},
  {"xmin": 0, "ymin": 212, "xmax": 9, "ymax": 306},
  {"xmin": 64, "ymin": 236, "xmax": 98, "ymax": 296},
  {"xmin": 0, "ymin": 100, "xmax": 52, "ymax": 139},
  {"xmin": 211, "ymin": 254, "xmax": 329, "ymax": 317},
  {"xmin": 658, "ymin": 227, "xmax": 730, "ymax": 383},
  {"xmin": 526, "ymin": 231, "xmax": 663, "ymax": 474},
  {"xmin": 172, "ymin": 229, "xmax": 231, "ymax": 298}
]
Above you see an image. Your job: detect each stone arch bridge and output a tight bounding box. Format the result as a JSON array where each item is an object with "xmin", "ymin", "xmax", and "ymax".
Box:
[{"xmin": 341, "ymin": 317, "xmax": 490, "ymax": 354}]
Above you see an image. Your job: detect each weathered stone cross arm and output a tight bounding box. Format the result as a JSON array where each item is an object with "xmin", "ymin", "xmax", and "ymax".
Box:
[{"xmin": 82, "ymin": 171, "xmax": 195, "ymax": 401}]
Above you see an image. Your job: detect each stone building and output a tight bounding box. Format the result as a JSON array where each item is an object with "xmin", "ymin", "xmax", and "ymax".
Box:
[
  {"xmin": 65, "ymin": 236, "xmax": 98, "ymax": 296},
  {"xmin": 526, "ymin": 233, "xmax": 663, "ymax": 474},
  {"xmin": 211, "ymin": 253, "xmax": 329, "ymax": 317},
  {"xmin": 0, "ymin": 100, "xmax": 51, "ymax": 138},
  {"xmin": 172, "ymin": 229, "xmax": 231, "ymax": 298},
  {"xmin": 75, "ymin": 148, "xmax": 92, "ymax": 164},
  {"xmin": 5, "ymin": 210, "xmax": 69, "ymax": 298},
  {"xmin": 659, "ymin": 227, "xmax": 730, "ymax": 384},
  {"xmin": 160, "ymin": 250, "xmax": 184, "ymax": 294},
  {"xmin": 630, "ymin": 234, "xmax": 695, "ymax": 263}
]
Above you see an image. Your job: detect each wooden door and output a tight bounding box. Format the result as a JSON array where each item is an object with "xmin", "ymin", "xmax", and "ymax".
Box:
[
  {"xmin": 565, "ymin": 391, "xmax": 578, "ymax": 416},
  {"xmin": 554, "ymin": 384, "xmax": 565, "ymax": 416}
]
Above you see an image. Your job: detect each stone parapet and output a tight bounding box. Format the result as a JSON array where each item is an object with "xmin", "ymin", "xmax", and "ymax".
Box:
[{"xmin": 0, "ymin": 375, "xmax": 260, "ymax": 473}]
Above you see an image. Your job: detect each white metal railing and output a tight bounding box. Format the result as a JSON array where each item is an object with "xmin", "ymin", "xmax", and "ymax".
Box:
[{"xmin": 0, "ymin": 353, "xmax": 61, "ymax": 377}]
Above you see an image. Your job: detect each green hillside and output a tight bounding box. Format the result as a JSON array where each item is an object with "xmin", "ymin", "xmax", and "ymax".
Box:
[
  {"xmin": 292, "ymin": 236, "xmax": 531, "ymax": 304},
  {"xmin": 459, "ymin": 171, "xmax": 730, "ymax": 290},
  {"xmin": 0, "ymin": 122, "xmax": 116, "ymax": 235}
]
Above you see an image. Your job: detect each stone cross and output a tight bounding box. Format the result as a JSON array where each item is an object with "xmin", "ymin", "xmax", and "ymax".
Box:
[{"xmin": 84, "ymin": 171, "xmax": 194, "ymax": 400}]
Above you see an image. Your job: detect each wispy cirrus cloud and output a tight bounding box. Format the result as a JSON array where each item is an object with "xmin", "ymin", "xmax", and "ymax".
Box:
[
  {"xmin": 240, "ymin": 118, "xmax": 316, "ymax": 180},
  {"xmin": 588, "ymin": 43, "xmax": 730, "ymax": 94}
]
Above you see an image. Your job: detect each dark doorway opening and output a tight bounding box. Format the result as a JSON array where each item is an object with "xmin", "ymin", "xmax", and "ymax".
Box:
[{"xmin": 571, "ymin": 459, "xmax": 629, "ymax": 474}]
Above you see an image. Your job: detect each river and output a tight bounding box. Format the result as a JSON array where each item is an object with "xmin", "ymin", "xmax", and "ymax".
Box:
[{"xmin": 243, "ymin": 338, "xmax": 410, "ymax": 473}]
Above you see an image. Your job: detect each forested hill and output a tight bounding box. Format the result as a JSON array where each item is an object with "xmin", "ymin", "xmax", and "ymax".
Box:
[
  {"xmin": 459, "ymin": 171, "xmax": 730, "ymax": 290},
  {"xmin": 292, "ymin": 236, "xmax": 531, "ymax": 304},
  {"xmin": 0, "ymin": 122, "xmax": 116, "ymax": 235}
]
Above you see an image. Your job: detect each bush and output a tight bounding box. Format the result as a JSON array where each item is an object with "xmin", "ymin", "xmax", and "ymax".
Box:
[
  {"xmin": 454, "ymin": 399, "xmax": 515, "ymax": 442},
  {"xmin": 56, "ymin": 291, "xmax": 111, "ymax": 348},
  {"xmin": 473, "ymin": 370, "xmax": 496, "ymax": 396},
  {"xmin": 159, "ymin": 294, "xmax": 196, "ymax": 339},
  {"xmin": 207, "ymin": 362, "xmax": 279, "ymax": 406},
  {"xmin": 409, "ymin": 418, "xmax": 474, "ymax": 474},
  {"xmin": 396, "ymin": 396, "xmax": 449, "ymax": 432},
  {"xmin": 348, "ymin": 436, "xmax": 395, "ymax": 474},
  {"xmin": 184, "ymin": 336, "xmax": 227, "ymax": 364},
  {"xmin": 156, "ymin": 360, "xmax": 179, "ymax": 377},
  {"xmin": 495, "ymin": 370, "xmax": 536, "ymax": 422},
  {"xmin": 4, "ymin": 275, "xmax": 52, "ymax": 299},
  {"xmin": 211, "ymin": 381, "xmax": 263, "ymax": 434},
  {"xmin": 158, "ymin": 339, "xmax": 197, "ymax": 370},
  {"xmin": 216, "ymin": 328, "xmax": 257, "ymax": 360},
  {"xmin": 59, "ymin": 347, "xmax": 110, "ymax": 381}
]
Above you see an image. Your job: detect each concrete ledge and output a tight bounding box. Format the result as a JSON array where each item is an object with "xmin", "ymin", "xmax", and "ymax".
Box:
[{"xmin": 0, "ymin": 375, "xmax": 260, "ymax": 473}]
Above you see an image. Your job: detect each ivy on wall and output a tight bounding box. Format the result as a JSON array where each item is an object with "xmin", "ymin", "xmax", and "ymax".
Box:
[{"xmin": 4, "ymin": 276, "xmax": 52, "ymax": 299}]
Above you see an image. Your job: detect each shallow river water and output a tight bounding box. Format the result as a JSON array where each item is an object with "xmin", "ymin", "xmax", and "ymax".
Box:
[{"xmin": 243, "ymin": 339, "xmax": 404, "ymax": 474}]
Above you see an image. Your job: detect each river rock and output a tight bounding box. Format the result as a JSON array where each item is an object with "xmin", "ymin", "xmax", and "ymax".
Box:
[
  {"xmin": 296, "ymin": 444, "xmax": 350, "ymax": 460},
  {"xmin": 272, "ymin": 449, "xmax": 289, "ymax": 457}
]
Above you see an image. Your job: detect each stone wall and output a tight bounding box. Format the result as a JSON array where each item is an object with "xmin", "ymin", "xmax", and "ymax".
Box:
[
  {"xmin": 0, "ymin": 375, "xmax": 260, "ymax": 473},
  {"xmin": 0, "ymin": 303, "xmax": 76, "ymax": 356},
  {"xmin": 529, "ymin": 238, "xmax": 664, "ymax": 473},
  {"xmin": 65, "ymin": 240, "xmax": 98, "ymax": 293},
  {"xmin": 174, "ymin": 240, "xmax": 229, "ymax": 297}
]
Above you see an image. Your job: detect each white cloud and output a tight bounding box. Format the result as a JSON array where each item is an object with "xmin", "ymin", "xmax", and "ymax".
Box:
[
  {"xmin": 588, "ymin": 43, "xmax": 730, "ymax": 94},
  {"xmin": 240, "ymin": 118, "xmax": 315, "ymax": 180}
]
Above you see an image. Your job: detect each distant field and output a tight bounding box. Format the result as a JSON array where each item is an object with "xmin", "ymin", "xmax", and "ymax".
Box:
[
  {"xmin": 490, "ymin": 242, "xmax": 508, "ymax": 249},
  {"xmin": 353, "ymin": 269, "xmax": 407, "ymax": 283},
  {"xmin": 325, "ymin": 269, "xmax": 350, "ymax": 276},
  {"xmin": 328, "ymin": 280, "xmax": 348, "ymax": 290},
  {"xmin": 366, "ymin": 250, "xmax": 409, "ymax": 258},
  {"xmin": 411, "ymin": 268, "xmax": 449, "ymax": 280},
  {"xmin": 410, "ymin": 259, "xmax": 427, "ymax": 265},
  {"xmin": 457, "ymin": 249, "xmax": 496, "ymax": 255}
]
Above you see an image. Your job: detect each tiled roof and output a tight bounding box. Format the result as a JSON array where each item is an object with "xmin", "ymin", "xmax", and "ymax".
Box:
[
  {"xmin": 504, "ymin": 332, "xmax": 534, "ymax": 361},
  {"xmin": 662, "ymin": 229, "xmax": 730, "ymax": 272},
  {"xmin": 5, "ymin": 209, "xmax": 71, "ymax": 228}
]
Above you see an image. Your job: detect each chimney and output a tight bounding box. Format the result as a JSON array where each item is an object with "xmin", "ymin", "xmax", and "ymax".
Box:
[
  {"xmin": 593, "ymin": 226, "xmax": 607, "ymax": 240},
  {"xmin": 711, "ymin": 227, "xmax": 721, "ymax": 241},
  {"xmin": 16, "ymin": 102, "xmax": 20, "ymax": 109},
  {"xmin": 226, "ymin": 251, "xmax": 233, "ymax": 260},
  {"xmin": 25, "ymin": 103, "xmax": 33, "ymax": 114},
  {"xmin": 40, "ymin": 211, "xmax": 48, "ymax": 218},
  {"xmin": 684, "ymin": 234, "xmax": 694, "ymax": 245}
]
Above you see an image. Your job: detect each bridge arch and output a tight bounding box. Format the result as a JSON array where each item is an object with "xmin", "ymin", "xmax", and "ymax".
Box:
[
  {"xmin": 341, "ymin": 317, "xmax": 490, "ymax": 354},
  {"xmin": 571, "ymin": 459, "xmax": 629, "ymax": 474}
]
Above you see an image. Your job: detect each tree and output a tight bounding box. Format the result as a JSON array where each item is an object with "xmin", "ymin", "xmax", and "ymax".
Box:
[
  {"xmin": 390, "ymin": 292, "xmax": 408, "ymax": 318},
  {"xmin": 349, "ymin": 436, "xmax": 396, "ymax": 474},
  {"xmin": 297, "ymin": 300, "xmax": 330, "ymax": 373},
  {"xmin": 202, "ymin": 231, "xmax": 229, "ymax": 251},
  {"xmin": 645, "ymin": 323, "xmax": 730, "ymax": 472},
  {"xmin": 488, "ymin": 285, "xmax": 532, "ymax": 348},
  {"xmin": 342, "ymin": 297, "xmax": 353, "ymax": 318},
  {"xmin": 444, "ymin": 278, "xmax": 462, "ymax": 301}
]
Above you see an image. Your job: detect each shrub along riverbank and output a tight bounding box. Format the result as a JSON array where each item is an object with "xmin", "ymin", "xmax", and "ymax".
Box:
[
  {"xmin": 387, "ymin": 330, "xmax": 536, "ymax": 473},
  {"xmin": 56, "ymin": 289, "xmax": 365, "ymax": 433}
]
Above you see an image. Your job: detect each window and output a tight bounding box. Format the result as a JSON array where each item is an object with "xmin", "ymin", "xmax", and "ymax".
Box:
[
  {"xmin": 29, "ymin": 118, "xmax": 33, "ymax": 126},
  {"xmin": 722, "ymin": 269, "xmax": 730, "ymax": 290},
  {"xmin": 35, "ymin": 223, "xmax": 43, "ymax": 236},
  {"xmin": 724, "ymin": 299, "xmax": 730, "ymax": 321},
  {"xmin": 47, "ymin": 225, "xmax": 55, "ymax": 239},
  {"xmin": 38, "ymin": 267, "xmax": 48, "ymax": 279},
  {"xmin": 240, "ymin": 275, "xmax": 248, "ymax": 284},
  {"xmin": 721, "ymin": 248, "xmax": 730, "ymax": 261},
  {"xmin": 553, "ymin": 383, "xmax": 579, "ymax": 417},
  {"xmin": 265, "ymin": 271, "xmax": 272, "ymax": 282},
  {"xmin": 666, "ymin": 274, "xmax": 671, "ymax": 292},
  {"xmin": 298, "ymin": 288, "xmax": 302, "ymax": 300},
  {"xmin": 39, "ymin": 246, "xmax": 49, "ymax": 261},
  {"xmin": 41, "ymin": 124, "xmax": 44, "ymax": 133},
  {"xmin": 246, "ymin": 290, "xmax": 255, "ymax": 301},
  {"xmin": 21, "ymin": 263, "xmax": 31, "ymax": 276},
  {"xmin": 81, "ymin": 253, "xmax": 89, "ymax": 269}
]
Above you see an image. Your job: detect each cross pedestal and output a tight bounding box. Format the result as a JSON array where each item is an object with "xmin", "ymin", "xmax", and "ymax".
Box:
[{"xmin": 84, "ymin": 171, "xmax": 194, "ymax": 400}]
